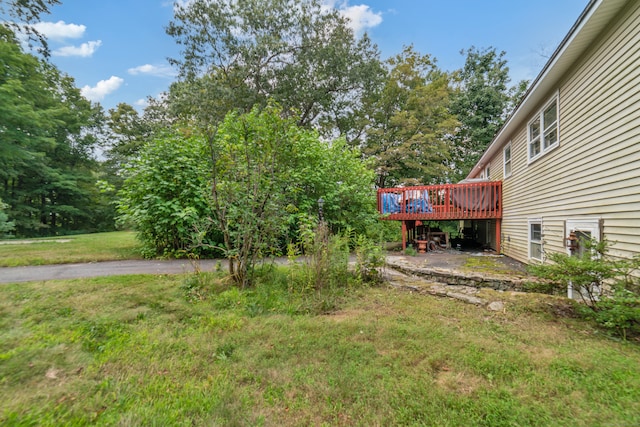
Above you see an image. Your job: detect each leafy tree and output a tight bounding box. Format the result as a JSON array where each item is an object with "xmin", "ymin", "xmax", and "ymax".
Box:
[
  {"xmin": 449, "ymin": 46, "xmax": 527, "ymax": 180},
  {"xmin": 165, "ymin": 0, "xmax": 384, "ymax": 138},
  {"xmin": 0, "ymin": 26, "xmax": 110, "ymax": 236},
  {"xmin": 208, "ymin": 104, "xmax": 376, "ymax": 287},
  {"xmin": 363, "ymin": 46, "xmax": 457, "ymax": 187},
  {"xmin": 120, "ymin": 104, "xmax": 376, "ymax": 286},
  {"xmin": 105, "ymin": 103, "xmax": 152, "ymax": 163},
  {"xmin": 0, "ymin": 0, "xmax": 60, "ymax": 56}
]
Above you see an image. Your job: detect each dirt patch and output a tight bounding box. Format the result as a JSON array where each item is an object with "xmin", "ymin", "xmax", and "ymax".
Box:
[
  {"xmin": 0, "ymin": 239, "xmax": 72, "ymax": 245},
  {"xmin": 435, "ymin": 369, "xmax": 487, "ymax": 395}
]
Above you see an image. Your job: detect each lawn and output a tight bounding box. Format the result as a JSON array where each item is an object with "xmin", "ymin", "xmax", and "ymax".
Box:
[
  {"xmin": 0, "ymin": 231, "xmax": 142, "ymax": 267},
  {"xmin": 1, "ymin": 269, "xmax": 638, "ymax": 426}
]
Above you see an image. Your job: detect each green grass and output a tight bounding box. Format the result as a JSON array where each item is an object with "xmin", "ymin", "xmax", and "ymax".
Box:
[
  {"xmin": 0, "ymin": 231, "xmax": 142, "ymax": 267},
  {"xmin": 1, "ymin": 269, "xmax": 639, "ymax": 426}
]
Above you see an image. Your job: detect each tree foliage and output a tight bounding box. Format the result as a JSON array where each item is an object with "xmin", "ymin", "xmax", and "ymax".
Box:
[
  {"xmin": 165, "ymin": 0, "xmax": 384, "ymax": 138},
  {"xmin": 363, "ymin": 46, "xmax": 457, "ymax": 187},
  {"xmin": 0, "ymin": 0, "xmax": 60, "ymax": 56},
  {"xmin": 0, "ymin": 26, "xmax": 110, "ymax": 236},
  {"xmin": 0, "ymin": 198, "xmax": 15, "ymax": 238},
  {"xmin": 209, "ymin": 104, "xmax": 376, "ymax": 287},
  {"xmin": 117, "ymin": 130, "xmax": 215, "ymax": 258},
  {"xmin": 105, "ymin": 103, "xmax": 152, "ymax": 164},
  {"xmin": 449, "ymin": 46, "xmax": 527, "ymax": 180},
  {"xmin": 118, "ymin": 104, "xmax": 376, "ymax": 286}
]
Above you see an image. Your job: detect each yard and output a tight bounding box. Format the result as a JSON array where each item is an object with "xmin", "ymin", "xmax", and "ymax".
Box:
[{"xmin": 1, "ymin": 265, "xmax": 639, "ymax": 426}]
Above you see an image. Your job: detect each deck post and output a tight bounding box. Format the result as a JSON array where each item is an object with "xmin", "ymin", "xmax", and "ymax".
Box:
[
  {"xmin": 401, "ymin": 221, "xmax": 407, "ymax": 251},
  {"xmin": 496, "ymin": 219, "xmax": 502, "ymax": 254}
]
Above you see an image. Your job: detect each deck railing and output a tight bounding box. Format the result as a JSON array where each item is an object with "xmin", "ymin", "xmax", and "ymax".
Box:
[{"xmin": 377, "ymin": 181, "xmax": 502, "ymax": 221}]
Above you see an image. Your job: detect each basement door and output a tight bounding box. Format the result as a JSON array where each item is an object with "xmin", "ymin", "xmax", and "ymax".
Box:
[
  {"xmin": 566, "ymin": 218, "xmax": 602, "ymax": 299},
  {"xmin": 566, "ymin": 218, "xmax": 602, "ymax": 256}
]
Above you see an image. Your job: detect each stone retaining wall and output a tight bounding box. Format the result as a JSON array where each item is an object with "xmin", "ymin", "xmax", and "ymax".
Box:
[{"xmin": 386, "ymin": 259, "xmax": 531, "ymax": 291}]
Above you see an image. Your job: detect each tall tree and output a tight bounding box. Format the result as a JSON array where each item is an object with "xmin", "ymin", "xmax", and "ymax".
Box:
[
  {"xmin": 363, "ymin": 46, "xmax": 458, "ymax": 188},
  {"xmin": 449, "ymin": 46, "xmax": 527, "ymax": 180},
  {"xmin": 0, "ymin": 26, "xmax": 110, "ymax": 236},
  {"xmin": 165, "ymin": 0, "xmax": 384, "ymax": 138}
]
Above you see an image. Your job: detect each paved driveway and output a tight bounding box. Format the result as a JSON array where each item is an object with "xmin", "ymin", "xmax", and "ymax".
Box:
[{"xmin": 0, "ymin": 251, "xmax": 527, "ymax": 284}]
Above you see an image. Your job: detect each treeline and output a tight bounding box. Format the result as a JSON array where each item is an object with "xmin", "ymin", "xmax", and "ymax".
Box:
[
  {"xmin": 1, "ymin": 0, "xmax": 526, "ymax": 250},
  {"xmin": 0, "ymin": 25, "xmax": 111, "ymax": 237}
]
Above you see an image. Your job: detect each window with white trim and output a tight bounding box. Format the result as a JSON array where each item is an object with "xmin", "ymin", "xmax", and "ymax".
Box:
[
  {"xmin": 503, "ymin": 143, "xmax": 512, "ymax": 178},
  {"xmin": 529, "ymin": 219, "xmax": 543, "ymax": 261},
  {"xmin": 528, "ymin": 95, "xmax": 559, "ymax": 161}
]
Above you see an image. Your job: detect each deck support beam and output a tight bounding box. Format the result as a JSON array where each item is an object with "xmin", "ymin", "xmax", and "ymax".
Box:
[
  {"xmin": 496, "ymin": 219, "xmax": 502, "ymax": 254},
  {"xmin": 401, "ymin": 221, "xmax": 407, "ymax": 251}
]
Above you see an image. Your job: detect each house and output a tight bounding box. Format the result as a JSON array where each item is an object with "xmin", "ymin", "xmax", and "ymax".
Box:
[
  {"xmin": 466, "ymin": 0, "xmax": 640, "ymax": 264},
  {"xmin": 378, "ymin": 0, "xmax": 640, "ymax": 265}
]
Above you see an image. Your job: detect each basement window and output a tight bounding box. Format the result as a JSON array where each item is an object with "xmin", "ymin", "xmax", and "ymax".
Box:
[{"xmin": 529, "ymin": 219, "xmax": 543, "ymax": 261}]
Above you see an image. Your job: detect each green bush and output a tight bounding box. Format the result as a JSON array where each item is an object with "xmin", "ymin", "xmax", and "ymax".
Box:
[
  {"xmin": 404, "ymin": 246, "xmax": 418, "ymax": 256},
  {"xmin": 117, "ymin": 130, "xmax": 222, "ymax": 258},
  {"xmin": 528, "ymin": 240, "xmax": 640, "ymax": 340}
]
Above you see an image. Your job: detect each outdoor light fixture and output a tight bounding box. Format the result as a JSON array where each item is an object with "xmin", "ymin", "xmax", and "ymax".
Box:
[
  {"xmin": 318, "ymin": 197, "xmax": 324, "ymax": 221},
  {"xmin": 565, "ymin": 231, "xmax": 578, "ymax": 252}
]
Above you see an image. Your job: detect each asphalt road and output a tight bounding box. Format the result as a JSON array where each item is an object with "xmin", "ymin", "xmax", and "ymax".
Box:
[{"xmin": 0, "ymin": 259, "xmax": 228, "ymax": 284}]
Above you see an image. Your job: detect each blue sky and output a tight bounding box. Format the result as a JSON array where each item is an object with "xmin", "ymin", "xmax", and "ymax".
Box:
[{"xmin": 39, "ymin": 0, "xmax": 589, "ymax": 111}]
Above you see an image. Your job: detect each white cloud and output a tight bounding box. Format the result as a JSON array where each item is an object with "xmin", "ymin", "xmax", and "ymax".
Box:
[
  {"xmin": 322, "ymin": 1, "xmax": 382, "ymax": 34},
  {"xmin": 53, "ymin": 40, "xmax": 102, "ymax": 57},
  {"xmin": 128, "ymin": 63, "xmax": 177, "ymax": 78},
  {"xmin": 338, "ymin": 4, "xmax": 382, "ymax": 34},
  {"xmin": 32, "ymin": 20, "xmax": 86, "ymax": 41},
  {"xmin": 81, "ymin": 76, "xmax": 124, "ymax": 102},
  {"xmin": 134, "ymin": 98, "xmax": 149, "ymax": 108}
]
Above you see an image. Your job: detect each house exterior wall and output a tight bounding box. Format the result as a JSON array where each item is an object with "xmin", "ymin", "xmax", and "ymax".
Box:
[{"xmin": 476, "ymin": 0, "xmax": 640, "ymax": 264}]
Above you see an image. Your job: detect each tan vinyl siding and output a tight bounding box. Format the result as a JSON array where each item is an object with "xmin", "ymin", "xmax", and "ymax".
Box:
[{"xmin": 487, "ymin": 1, "xmax": 640, "ymax": 264}]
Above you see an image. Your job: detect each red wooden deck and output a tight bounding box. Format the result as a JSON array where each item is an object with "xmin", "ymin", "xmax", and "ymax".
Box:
[
  {"xmin": 377, "ymin": 181, "xmax": 503, "ymax": 252},
  {"xmin": 377, "ymin": 181, "xmax": 502, "ymax": 221}
]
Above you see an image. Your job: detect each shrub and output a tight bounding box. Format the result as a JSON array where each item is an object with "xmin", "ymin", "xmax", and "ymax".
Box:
[
  {"xmin": 117, "ymin": 130, "xmax": 222, "ymax": 258},
  {"xmin": 528, "ymin": 240, "xmax": 640, "ymax": 340},
  {"xmin": 404, "ymin": 246, "xmax": 418, "ymax": 256}
]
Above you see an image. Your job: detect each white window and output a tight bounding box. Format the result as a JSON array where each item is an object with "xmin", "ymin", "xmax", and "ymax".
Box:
[
  {"xmin": 503, "ymin": 143, "xmax": 512, "ymax": 178},
  {"xmin": 484, "ymin": 164, "xmax": 490, "ymax": 180},
  {"xmin": 529, "ymin": 219, "xmax": 543, "ymax": 261},
  {"xmin": 528, "ymin": 95, "xmax": 559, "ymax": 162}
]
